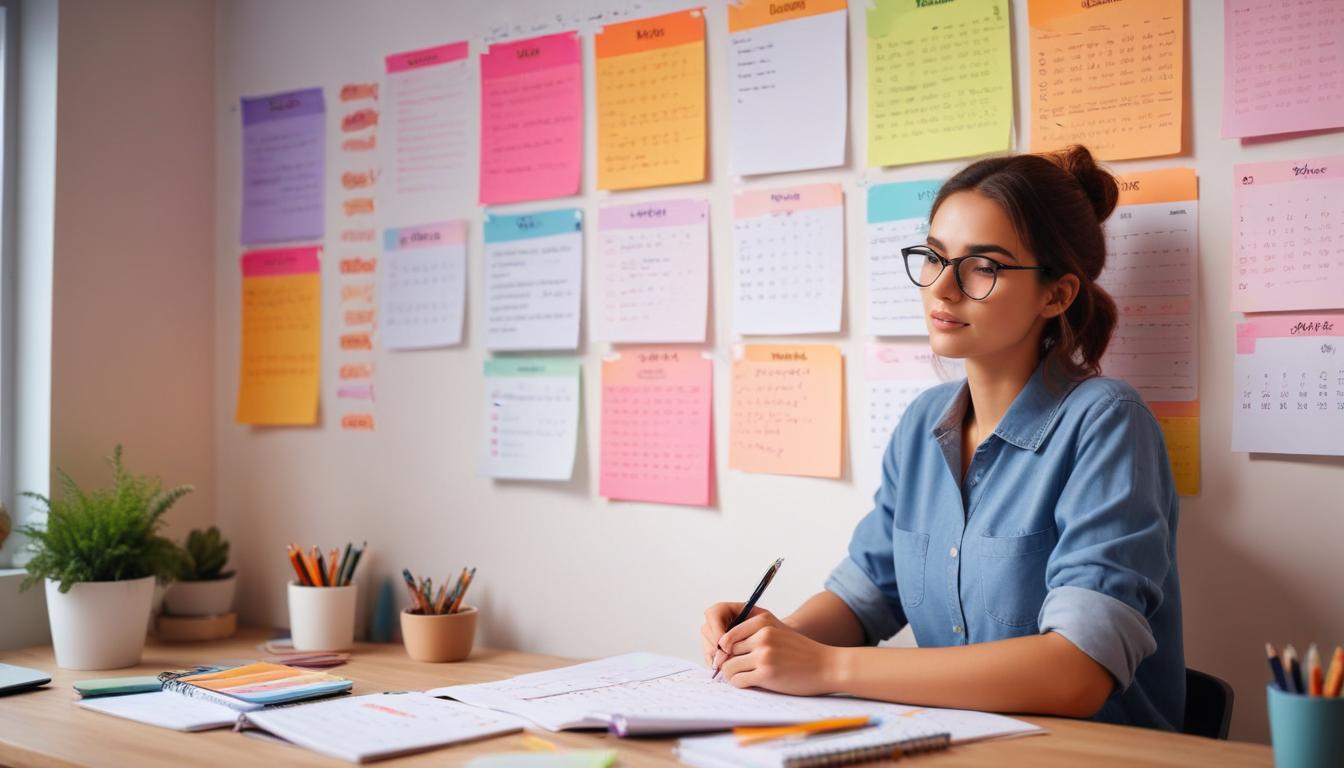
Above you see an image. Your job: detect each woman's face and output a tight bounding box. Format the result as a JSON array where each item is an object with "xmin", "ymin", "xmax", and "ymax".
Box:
[{"xmin": 920, "ymin": 191, "xmax": 1073, "ymax": 365}]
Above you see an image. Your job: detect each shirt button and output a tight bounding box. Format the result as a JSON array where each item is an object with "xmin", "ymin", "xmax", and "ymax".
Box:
[
  {"xmin": 952, "ymin": 624, "xmax": 963, "ymax": 634},
  {"xmin": 949, "ymin": 547, "xmax": 958, "ymax": 558}
]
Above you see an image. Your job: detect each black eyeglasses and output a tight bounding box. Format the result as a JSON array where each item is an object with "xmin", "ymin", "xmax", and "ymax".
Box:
[{"xmin": 901, "ymin": 245, "xmax": 1050, "ymax": 301}]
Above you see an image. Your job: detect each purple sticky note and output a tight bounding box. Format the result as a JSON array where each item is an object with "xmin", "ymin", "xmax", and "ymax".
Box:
[{"xmin": 241, "ymin": 87, "xmax": 326, "ymax": 245}]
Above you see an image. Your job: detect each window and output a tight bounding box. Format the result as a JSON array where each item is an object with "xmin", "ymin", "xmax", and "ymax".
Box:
[{"xmin": 0, "ymin": 0, "xmax": 18, "ymax": 566}]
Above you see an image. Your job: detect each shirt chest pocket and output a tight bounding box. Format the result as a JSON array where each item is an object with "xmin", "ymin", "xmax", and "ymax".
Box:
[
  {"xmin": 891, "ymin": 527, "xmax": 930, "ymax": 610},
  {"xmin": 977, "ymin": 528, "xmax": 1057, "ymax": 627}
]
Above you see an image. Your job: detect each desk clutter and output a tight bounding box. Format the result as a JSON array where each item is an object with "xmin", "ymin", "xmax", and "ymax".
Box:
[{"xmin": 60, "ymin": 651, "xmax": 1042, "ymax": 764}]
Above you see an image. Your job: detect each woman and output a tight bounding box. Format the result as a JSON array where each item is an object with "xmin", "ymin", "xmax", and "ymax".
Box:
[{"xmin": 701, "ymin": 145, "xmax": 1184, "ymax": 731}]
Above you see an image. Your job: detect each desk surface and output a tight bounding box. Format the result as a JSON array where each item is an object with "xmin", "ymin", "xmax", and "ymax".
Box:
[{"xmin": 0, "ymin": 629, "xmax": 1270, "ymax": 767}]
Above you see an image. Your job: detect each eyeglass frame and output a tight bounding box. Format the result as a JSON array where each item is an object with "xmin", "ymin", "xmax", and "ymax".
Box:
[{"xmin": 900, "ymin": 245, "xmax": 1052, "ymax": 301}]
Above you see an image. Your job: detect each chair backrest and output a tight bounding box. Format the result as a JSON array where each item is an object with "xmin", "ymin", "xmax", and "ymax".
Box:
[{"xmin": 1183, "ymin": 668, "xmax": 1234, "ymax": 740}]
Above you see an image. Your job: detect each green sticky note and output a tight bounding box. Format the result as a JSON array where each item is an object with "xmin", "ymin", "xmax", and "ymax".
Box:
[{"xmin": 465, "ymin": 750, "xmax": 618, "ymax": 768}]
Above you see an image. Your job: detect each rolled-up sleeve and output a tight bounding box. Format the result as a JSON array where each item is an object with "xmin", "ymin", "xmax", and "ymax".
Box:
[
  {"xmin": 1038, "ymin": 396, "xmax": 1174, "ymax": 690},
  {"xmin": 824, "ymin": 434, "xmax": 908, "ymax": 644}
]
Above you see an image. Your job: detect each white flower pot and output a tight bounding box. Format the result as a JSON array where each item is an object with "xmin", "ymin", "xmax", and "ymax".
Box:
[
  {"xmin": 45, "ymin": 576, "xmax": 154, "ymax": 670},
  {"xmin": 163, "ymin": 575, "xmax": 236, "ymax": 617}
]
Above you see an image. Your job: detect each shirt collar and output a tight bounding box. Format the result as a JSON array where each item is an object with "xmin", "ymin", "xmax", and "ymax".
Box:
[{"xmin": 931, "ymin": 361, "xmax": 1080, "ymax": 452}]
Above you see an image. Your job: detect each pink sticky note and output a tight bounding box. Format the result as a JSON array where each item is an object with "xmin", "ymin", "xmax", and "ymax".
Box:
[
  {"xmin": 600, "ymin": 350, "xmax": 712, "ymax": 506},
  {"xmin": 1236, "ymin": 312, "xmax": 1344, "ymax": 354},
  {"xmin": 479, "ymin": 32, "xmax": 583, "ymax": 205}
]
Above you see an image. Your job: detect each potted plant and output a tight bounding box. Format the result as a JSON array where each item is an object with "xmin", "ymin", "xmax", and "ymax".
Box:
[
  {"xmin": 0, "ymin": 503, "xmax": 10, "ymax": 549},
  {"xmin": 163, "ymin": 526, "xmax": 236, "ymax": 617},
  {"xmin": 19, "ymin": 446, "xmax": 190, "ymax": 670}
]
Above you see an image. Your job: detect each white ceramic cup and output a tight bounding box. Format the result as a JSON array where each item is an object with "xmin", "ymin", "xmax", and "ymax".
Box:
[{"xmin": 287, "ymin": 581, "xmax": 356, "ymax": 651}]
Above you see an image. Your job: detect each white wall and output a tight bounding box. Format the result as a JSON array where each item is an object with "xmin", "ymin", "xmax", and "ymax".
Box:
[
  {"xmin": 44, "ymin": 0, "xmax": 216, "ymax": 542},
  {"xmin": 213, "ymin": 0, "xmax": 1344, "ymax": 743}
]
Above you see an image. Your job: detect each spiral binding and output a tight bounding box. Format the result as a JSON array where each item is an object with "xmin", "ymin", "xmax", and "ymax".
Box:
[{"xmin": 781, "ymin": 731, "xmax": 951, "ymax": 768}]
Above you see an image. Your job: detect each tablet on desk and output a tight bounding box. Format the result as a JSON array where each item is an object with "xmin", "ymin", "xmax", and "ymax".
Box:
[{"xmin": 0, "ymin": 663, "xmax": 51, "ymax": 695}]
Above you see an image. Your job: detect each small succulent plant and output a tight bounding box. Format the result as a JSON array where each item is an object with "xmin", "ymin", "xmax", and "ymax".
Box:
[{"xmin": 179, "ymin": 526, "xmax": 233, "ymax": 581}]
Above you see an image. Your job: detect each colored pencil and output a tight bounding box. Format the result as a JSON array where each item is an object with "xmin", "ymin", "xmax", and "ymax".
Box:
[
  {"xmin": 1324, "ymin": 646, "xmax": 1344, "ymax": 698},
  {"xmin": 1266, "ymin": 642, "xmax": 1288, "ymax": 691},
  {"xmin": 449, "ymin": 567, "xmax": 476, "ymax": 614},
  {"xmin": 1284, "ymin": 645, "xmax": 1303, "ymax": 694},
  {"xmin": 1308, "ymin": 644, "xmax": 1324, "ymax": 697},
  {"xmin": 287, "ymin": 545, "xmax": 311, "ymax": 586}
]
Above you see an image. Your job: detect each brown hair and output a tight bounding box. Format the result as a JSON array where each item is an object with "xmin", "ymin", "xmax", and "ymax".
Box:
[{"xmin": 930, "ymin": 145, "xmax": 1120, "ymax": 381}]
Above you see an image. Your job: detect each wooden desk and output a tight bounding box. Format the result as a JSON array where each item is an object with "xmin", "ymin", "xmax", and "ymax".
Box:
[{"xmin": 0, "ymin": 629, "xmax": 1271, "ymax": 767}]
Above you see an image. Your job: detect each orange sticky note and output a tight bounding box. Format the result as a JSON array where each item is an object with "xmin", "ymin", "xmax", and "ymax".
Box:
[
  {"xmin": 1028, "ymin": 0, "xmax": 1184, "ymax": 161},
  {"xmin": 235, "ymin": 247, "xmax": 321, "ymax": 426},
  {"xmin": 1149, "ymin": 400, "xmax": 1199, "ymax": 497},
  {"xmin": 730, "ymin": 344, "xmax": 844, "ymax": 479},
  {"xmin": 595, "ymin": 9, "xmax": 706, "ymax": 190}
]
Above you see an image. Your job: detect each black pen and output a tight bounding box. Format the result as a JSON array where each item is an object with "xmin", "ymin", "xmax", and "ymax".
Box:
[{"xmin": 712, "ymin": 557, "xmax": 784, "ymax": 678}]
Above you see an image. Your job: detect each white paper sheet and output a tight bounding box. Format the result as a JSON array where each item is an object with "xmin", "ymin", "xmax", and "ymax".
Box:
[
  {"xmin": 483, "ymin": 210, "xmax": 583, "ymax": 352},
  {"xmin": 728, "ymin": 7, "xmax": 847, "ymax": 176},
  {"xmin": 866, "ymin": 180, "xmax": 941, "ymax": 336},
  {"xmin": 733, "ymin": 185, "xmax": 844, "ymax": 336},
  {"xmin": 79, "ymin": 691, "xmax": 239, "ymax": 732},
  {"xmin": 1232, "ymin": 313, "xmax": 1344, "ymax": 456},
  {"xmin": 481, "ymin": 358, "xmax": 582, "ymax": 481},
  {"xmin": 1100, "ymin": 200, "xmax": 1199, "ymax": 402},
  {"xmin": 594, "ymin": 200, "xmax": 708, "ymax": 343},
  {"xmin": 241, "ymin": 692, "xmax": 526, "ymax": 764},
  {"xmin": 380, "ymin": 221, "xmax": 466, "ymax": 350},
  {"xmin": 383, "ymin": 43, "xmax": 473, "ymax": 225},
  {"xmin": 861, "ymin": 342, "xmax": 963, "ymax": 492},
  {"xmin": 429, "ymin": 652, "xmax": 985, "ymax": 736}
]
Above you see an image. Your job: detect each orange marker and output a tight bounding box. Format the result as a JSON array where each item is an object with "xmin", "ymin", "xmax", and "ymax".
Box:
[
  {"xmin": 1324, "ymin": 646, "xmax": 1343, "ymax": 698},
  {"xmin": 286, "ymin": 545, "xmax": 311, "ymax": 586},
  {"xmin": 734, "ymin": 717, "xmax": 874, "ymax": 746}
]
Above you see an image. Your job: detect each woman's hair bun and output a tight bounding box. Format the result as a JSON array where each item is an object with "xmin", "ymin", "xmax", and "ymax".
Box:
[{"xmin": 1051, "ymin": 144, "xmax": 1119, "ymax": 223}]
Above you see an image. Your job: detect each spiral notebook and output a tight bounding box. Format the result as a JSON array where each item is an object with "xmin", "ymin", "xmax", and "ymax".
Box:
[
  {"xmin": 676, "ymin": 725, "xmax": 954, "ymax": 768},
  {"xmin": 160, "ymin": 662, "xmax": 353, "ymax": 712}
]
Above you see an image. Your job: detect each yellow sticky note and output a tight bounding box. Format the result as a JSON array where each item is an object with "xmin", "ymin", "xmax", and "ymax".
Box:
[
  {"xmin": 1028, "ymin": 0, "xmax": 1184, "ymax": 161},
  {"xmin": 235, "ymin": 247, "xmax": 322, "ymax": 426},
  {"xmin": 866, "ymin": 0, "xmax": 1012, "ymax": 167},
  {"xmin": 730, "ymin": 344, "xmax": 844, "ymax": 479},
  {"xmin": 1150, "ymin": 401, "xmax": 1199, "ymax": 497},
  {"xmin": 595, "ymin": 10, "xmax": 706, "ymax": 190}
]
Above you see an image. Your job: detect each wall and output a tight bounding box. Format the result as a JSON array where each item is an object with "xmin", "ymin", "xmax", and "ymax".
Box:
[
  {"xmin": 45, "ymin": 0, "xmax": 216, "ymax": 542},
  {"xmin": 213, "ymin": 0, "xmax": 1344, "ymax": 743}
]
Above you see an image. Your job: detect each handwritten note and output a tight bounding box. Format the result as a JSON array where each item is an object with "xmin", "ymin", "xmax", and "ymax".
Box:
[
  {"xmin": 733, "ymin": 184, "xmax": 844, "ymax": 336},
  {"xmin": 600, "ymin": 350, "xmax": 712, "ymax": 507},
  {"xmin": 1028, "ymin": 0, "xmax": 1183, "ymax": 160},
  {"xmin": 384, "ymin": 42, "xmax": 472, "ymax": 224},
  {"xmin": 1100, "ymin": 168, "xmax": 1199, "ymax": 402},
  {"xmin": 235, "ymin": 247, "xmax": 321, "ymax": 425},
  {"xmin": 1223, "ymin": 0, "xmax": 1344, "ymax": 139},
  {"xmin": 380, "ymin": 221, "xmax": 466, "ymax": 350},
  {"xmin": 861, "ymin": 342, "xmax": 962, "ymax": 491},
  {"xmin": 595, "ymin": 199, "xmax": 708, "ymax": 343},
  {"xmin": 730, "ymin": 344, "xmax": 843, "ymax": 479},
  {"xmin": 483, "ymin": 209, "xmax": 583, "ymax": 351},
  {"xmin": 1232, "ymin": 312, "xmax": 1344, "ymax": 456},
  {"xmin": 867, "ymin": 180, "xmax": 941, "ymax": 336},
  {"xmin": 479, "ymin": 32, "xmax": 582, "ymax": 205},
  {"xmin": 727, "ymin": 0, "xmax": 847, "ymax": 176},
  {"xmin": 1232, "ymin": 156, "xmax": 1344, "ymax": 313},
  {"xmin": 595, "ymin": 10, "xmax": 705, "ymax": 190},
  {"xmin": 240, "ymin": 88, "xmax": 325, "ymax": 244},
  {"xmin": 482, "ymin": 358, "xmax": 582, "ymax": 480},
  {"xmin": 1149, "ymin": 400, "xmax": 1199, "ymax": 496},
  {"xmin": 866, "ymin": 0, "xmax": 1011, "ymax": 167}
]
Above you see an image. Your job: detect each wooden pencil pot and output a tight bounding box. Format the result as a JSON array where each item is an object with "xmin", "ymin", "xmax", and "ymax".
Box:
[{"xmin": 400, "ymin": 606, "xmax": 477, "ymax": 662}]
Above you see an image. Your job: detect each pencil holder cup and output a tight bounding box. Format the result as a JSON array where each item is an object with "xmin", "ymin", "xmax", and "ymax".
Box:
[
  {"xmin": 1267, "ymin": 685, "xmax": 1344, "ymax": 768},
  {"xmin": 400, "ymin": 605, "xmax": 477, "ymax": 663},
  {"xmin": 287, "ymin": 581, "xmax": 357, "ymax": 651}
]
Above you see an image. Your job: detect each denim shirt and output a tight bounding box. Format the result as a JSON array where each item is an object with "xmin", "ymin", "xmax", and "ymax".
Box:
[{"xmin": 825, "ymin": 363, "xmax": 1185, "ymax": 731}]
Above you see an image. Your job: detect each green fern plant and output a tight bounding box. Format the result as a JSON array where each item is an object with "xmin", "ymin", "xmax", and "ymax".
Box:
[
  {"xmin": 179, "ymin": 526, "xmax": 233, "ymax": 581},
  {"xmin": 19, "ymin": 446, "xmax": 191, "ymax": 593}
]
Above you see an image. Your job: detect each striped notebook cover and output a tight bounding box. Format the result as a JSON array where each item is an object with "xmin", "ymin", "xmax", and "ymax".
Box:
[{"xmin": 160, "ymin": 663, "xmax": 352, "ymax": 712}]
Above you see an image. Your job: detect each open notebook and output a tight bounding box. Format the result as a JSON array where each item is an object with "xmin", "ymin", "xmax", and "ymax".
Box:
[
  {"xmin": 677, "ymin": 717, "xmax": 1041, "ymax": 768},
  {"xmin": 428, "ymin": 653, "xmax": 1046, "ymax": 740},
  {"xmin": 238, "ymin": 692, "xmax": 527, "ymax": 763}
]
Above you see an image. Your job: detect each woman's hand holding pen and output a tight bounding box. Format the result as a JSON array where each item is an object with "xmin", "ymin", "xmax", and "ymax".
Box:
[{"xmin": 702, "ymin": 603, "xmax": 840, "ymax": 697}]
